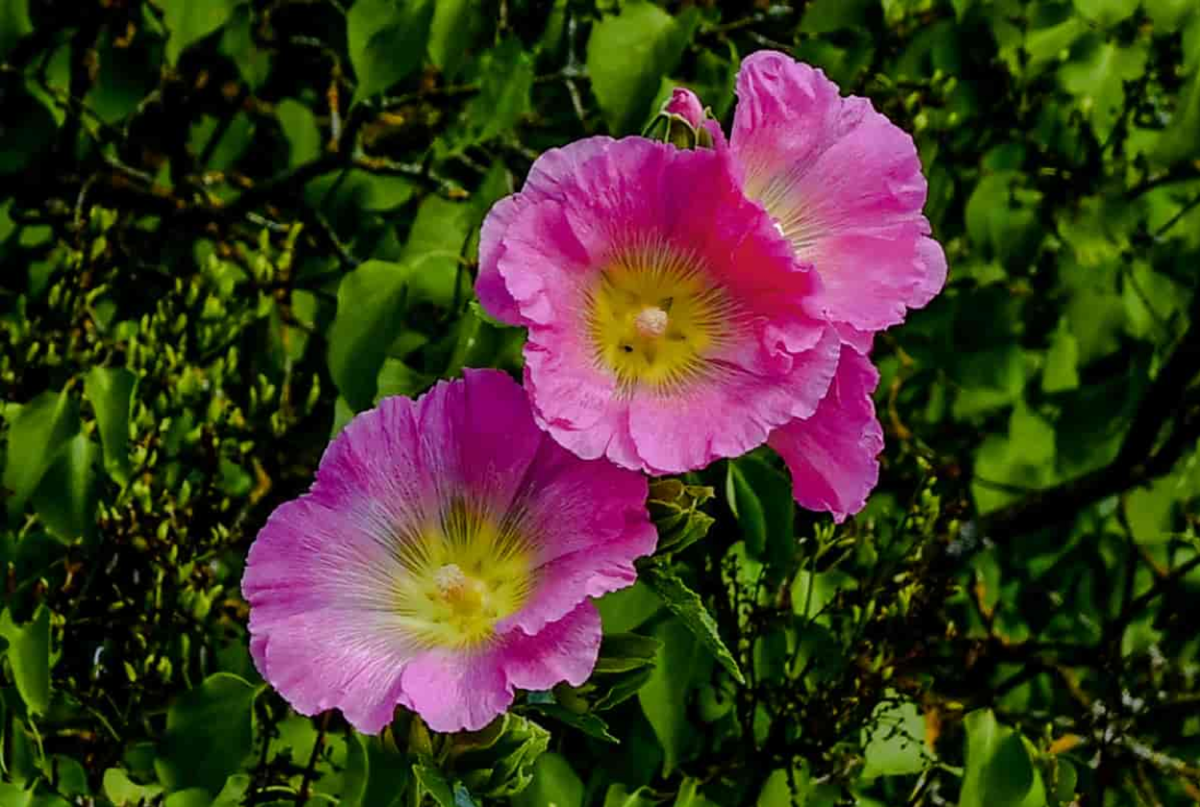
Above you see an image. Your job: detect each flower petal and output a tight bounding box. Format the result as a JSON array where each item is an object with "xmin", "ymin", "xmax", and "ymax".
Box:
[
  {"xmin": 400, "ymin": 647, "xmax": 515, "ymax": 734},
  {"xmin": 497, "ymin": 601, "xmax": 602, "ymax": 693},
  {"xmin": 731, "ymin": 50, "xmax": 945, "ymax": 331},
  {"xmin": 477, "ymin": 137, "xmax": 617, "ymax": 324},
  {"xmin": 252, "ymin": 609, "xmax": 416, "ymax": 733},
  {"xmin": 767, "ymin": 345, "xmax": 883, "ymax": 521},
  {"xmin": 627, "ymin": 326, "xmax": 840, "ymax": 474},
  {"xmin": 402, "ymin": 602, "xmax": 601, "ymax": 733}
]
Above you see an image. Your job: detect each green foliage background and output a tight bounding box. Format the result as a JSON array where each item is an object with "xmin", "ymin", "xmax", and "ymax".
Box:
[{"xmin": 2, "ymin": 0, "xmax": 1199, "ymax": 805}]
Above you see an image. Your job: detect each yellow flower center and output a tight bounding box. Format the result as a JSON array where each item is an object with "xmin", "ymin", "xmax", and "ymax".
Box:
[
  {"xmin": 393, "ymin": 501, "xmax": 535, "ymax": 649},
  {"xmin": 586, "ymin": 249, "xmax": 734, "ymax": 393}
]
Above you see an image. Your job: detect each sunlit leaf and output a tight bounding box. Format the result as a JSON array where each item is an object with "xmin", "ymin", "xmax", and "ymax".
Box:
[
  {"xmin": 328, "ymin": 260, "xmax": 412, "ymax": 411},
  {"xmin": 3, "ymin": 389, "xmax": 79, "ymax": 523},
  {"xmin": 84, "ymin": 367, "xmax": 135, "ymax": 484},
  {"xmin": 0, "ymin": 0, "xmax": 33, "ymax": 60},
  {"xmin": 958, "ymin": 709, "xmax": 1034, "ymax": 807},
  {"xmin": 348, "ymin": 0, "xmax": 435, "ymax": 104},
  {"xmin": 155, "ymin": 673, "xmax": 262, "ymax": 795},
  {"xmin": 587, "ymin": 3, "xmax": 698, "ymax": 133},
  {"xmin": 0, "ymin": 606, "xmax": 51, "ymax": 715},
  {"xmin": 638, "ymin": 561, "xmax": 744, "ymax": 685},
  {"xmin": 161, "ymin": 0, "xmax": 244, "ymax": 65}
]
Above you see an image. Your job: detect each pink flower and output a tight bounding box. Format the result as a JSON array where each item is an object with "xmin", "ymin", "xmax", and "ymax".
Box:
[
  {"xmin": 477, "ymin": 136, "xmax": 841, "ymax": 476},
  {"xmin": 666, "ymin": 54, "xmax": 944, "ymax": 519},
  {"xmin": 242, "ymin": 369, "xmax": 656, "ymax": 733},
  {"xmin": 727, "ymin": 51, "xmax": 946, "ymax": 335}
]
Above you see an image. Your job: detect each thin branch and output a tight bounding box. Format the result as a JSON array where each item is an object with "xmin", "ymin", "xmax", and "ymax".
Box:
[{"xmin": 295, "ymin": 712, "xmax": 330, "ymax": 806}]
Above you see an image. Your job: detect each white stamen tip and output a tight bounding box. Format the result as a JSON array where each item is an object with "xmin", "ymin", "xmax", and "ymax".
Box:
[
  {"xmin": 434, "ymin": 563, "xmax": 468, "ymax": 596},
  {"xmin": 634, "ymin": 306, "xmax": 669, "ymax": 338}
]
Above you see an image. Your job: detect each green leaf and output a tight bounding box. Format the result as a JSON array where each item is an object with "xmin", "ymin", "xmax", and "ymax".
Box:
[
  {"xmin": 603, "ymin": 784, "xmax": 657, "ymax": 807},
  {"xmin": 428, "ymin": 0, "xmax": 487, "ymax": 78},
  {"xmin": 587, "ymin": 3, "xmax": 698, "ymax": 133},
  {"xmin": 452, "ymin": 712, "xmax": 550, "ymax": 798},
  {"xmin": 731, "ymin": 456, "xmax": 795, "ymax": 572},
  {"xmin": 984, "ymin": 732, "xmax": 1036, "ymax": 806},
  {"xmin": 594, "ymin": 632, "xmax": 662, "ymax": 674},
  {"xmin": 161, "ymin": 0, "xmax": 244, "ymax": 65},
  {"xmin": 358, "ymin": 737, "xmax": 410, "ymax": 807},
  {"xmin": 959, "ymin": 710, "xmax": 1034, "ymax": 807},
  {"xmin": 3, "ymin": 389, "xmax": 80, "ymax": 523},
  {"xmin": 1145, "ymin": 0, "xmax": 1196, "ymax": 31},
  {"xmin": 402, "ymin": 195, "xmax": 474, "ymax": 308},
  {"xmin": 638, "ymin": 617, "xmax": 709, "ymax": 775},
  {"xmin": 0, "ymin": 607, "xmax": 52, "ymax": 715},
  {"xmin": 211, "ymin": 774, "xmax": 252, "ymax": 807},
  {"xmin": 972, "ymin": 405, "xmax": 1057, "ymax": 514},
  {"xmin": 348, "ymin": 0, "xmax": 436, "ymax": 104},
  {"xmin": 638, "ymin": 561, "xmax": 744, "ymax": 685},
  {"xmin": 1060, "ymin": 38, "xmax": 1149, "ymax": 141},
  {"xmin": 1023, "ymin": 17, "xmax": 1086, "ymax": 76},
  {"xmin": 526, "ymin": 703, "xmax": 619, "ymax": 743},
  {"xmin": 412, "ymin": 763, "xmax": 455, "ymax": 807},
  {"xmin": 1156, "ymin": 69, "xmax": 1200, "ymax": 165},
  {"xmin": 277, "ymin": 98, "xmax": 323, "ymax": 169},
  {"xmin": 725, "ymin": 461, "xmax": 767, "ymax": 557},
  {"xmin": 84, "ymin": 367, "xmax": 136, "ymax": 484},
  {"xmin": 1041, "ymin": 322, "xmax": 1080, "ymax": 393},
  {"xmin": 189, "ymin": 112, "xmax": 256, "ymax": 172},
  {"xmin": 597, "ymin": 581, "xmax": 662, "ymax": 633},
  {"xmin": 165, "ymin": 789, "xmax": 214, "ymax": 807},
  {"xmin": 50, "ymin": 754, "xmax": 89, "ymax": 798},
  {"xmin": 1048, "ymin": 757, "xmax": 1078, "ymax": 805},
  {"xmin": 964, "ymin": 172, "xmax": 1043, "ymax": 267},
  {"xmin": 375, "ymin": 358, "xmax": 435, "ymax": 402},
  {"xmin": 673, "ymin": 778, "xmax": 711, "ymax": 807},
  {"xmin": 31, "ymin": 434, "xmax": 99, "ymax": 544},
  {"xmin": 339, "ymin": 733, "xmax": 370, "ymax": 807},
  {"xmin": 756, "ymin": 767, "xmax": 824, "ymax": 807},
  {"xmin": 1073, "ymin": 0, "xmax": 1140, "ymax": 27},
  {"xmin": 590, "ymin": 666, "xmax": 656, "ymax": 712},
  {"xmin": 1124, "ymin": 472, "xmax": 1185, "ymax": 544},
  {"xmin": 155, "ymin": 673, "xmax": 261, "ymax": 796},
  {"xmin": 219, "ymin": 5, "xmax": 271, "ymax": 90},
  {"xmin": 447, "ymin": 38, "xmax": 533, "ymax": 152},
  {"xmin": 511, "ymin": 753, "xmax": 583, "ymax": 807},
  {"xmin": 103, "ymin": 769, "xmax": 164, "ymax": 807},
  {"xmin": 791, "ymin": 568, "xmax": 856, "ymax": 621},
  {"xmin": 861, "ymin": 698, "xmax": 930, "ymax": 778},
  {"xmin": 328, "ymin": 260, "xmax": 412, "ymax": 411},
  {"xmin": 0, "ymin": 0, "xmax": 33, "ymax": 60},
  {"xmin": 800, "ymin": 0, "xmax": 876, "ymax": 32}
]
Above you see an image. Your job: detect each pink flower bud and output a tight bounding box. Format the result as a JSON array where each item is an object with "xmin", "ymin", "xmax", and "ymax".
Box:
[{"xmin": 663, "ymin": 87, "xmax": 705, "ymax": 129}]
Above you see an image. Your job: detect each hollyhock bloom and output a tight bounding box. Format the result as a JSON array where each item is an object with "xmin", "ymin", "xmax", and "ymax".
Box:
[
  {"xmin": 242, "ymin": 369, "xmax": 656, "ymax": 733},
  {"xmin": 477, "ymin": 136, "xmax": 841, "ymax": 476},
  {"xmin": 676, "ymin": 51, "xmax": 947, "ymax": 341},
  {"xmin": 661, "ymin": 53, "xmax": 944, "ymax": 520}
]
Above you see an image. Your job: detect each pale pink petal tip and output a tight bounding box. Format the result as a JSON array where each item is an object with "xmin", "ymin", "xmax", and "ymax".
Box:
[
  {"xmin": 729, "ymin": 50, "xmax": 947, "ymax": 332},
  {"xmin": 484, "ymin": 134, "xmax": 839, "ymax": 475},
  {"xmin": 242, "ymin": 369, "xmax": 654, "ymax": 734},
  {"xmin": 768, "ymin": 346, "xmax": 884, "ymax": 521}
]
